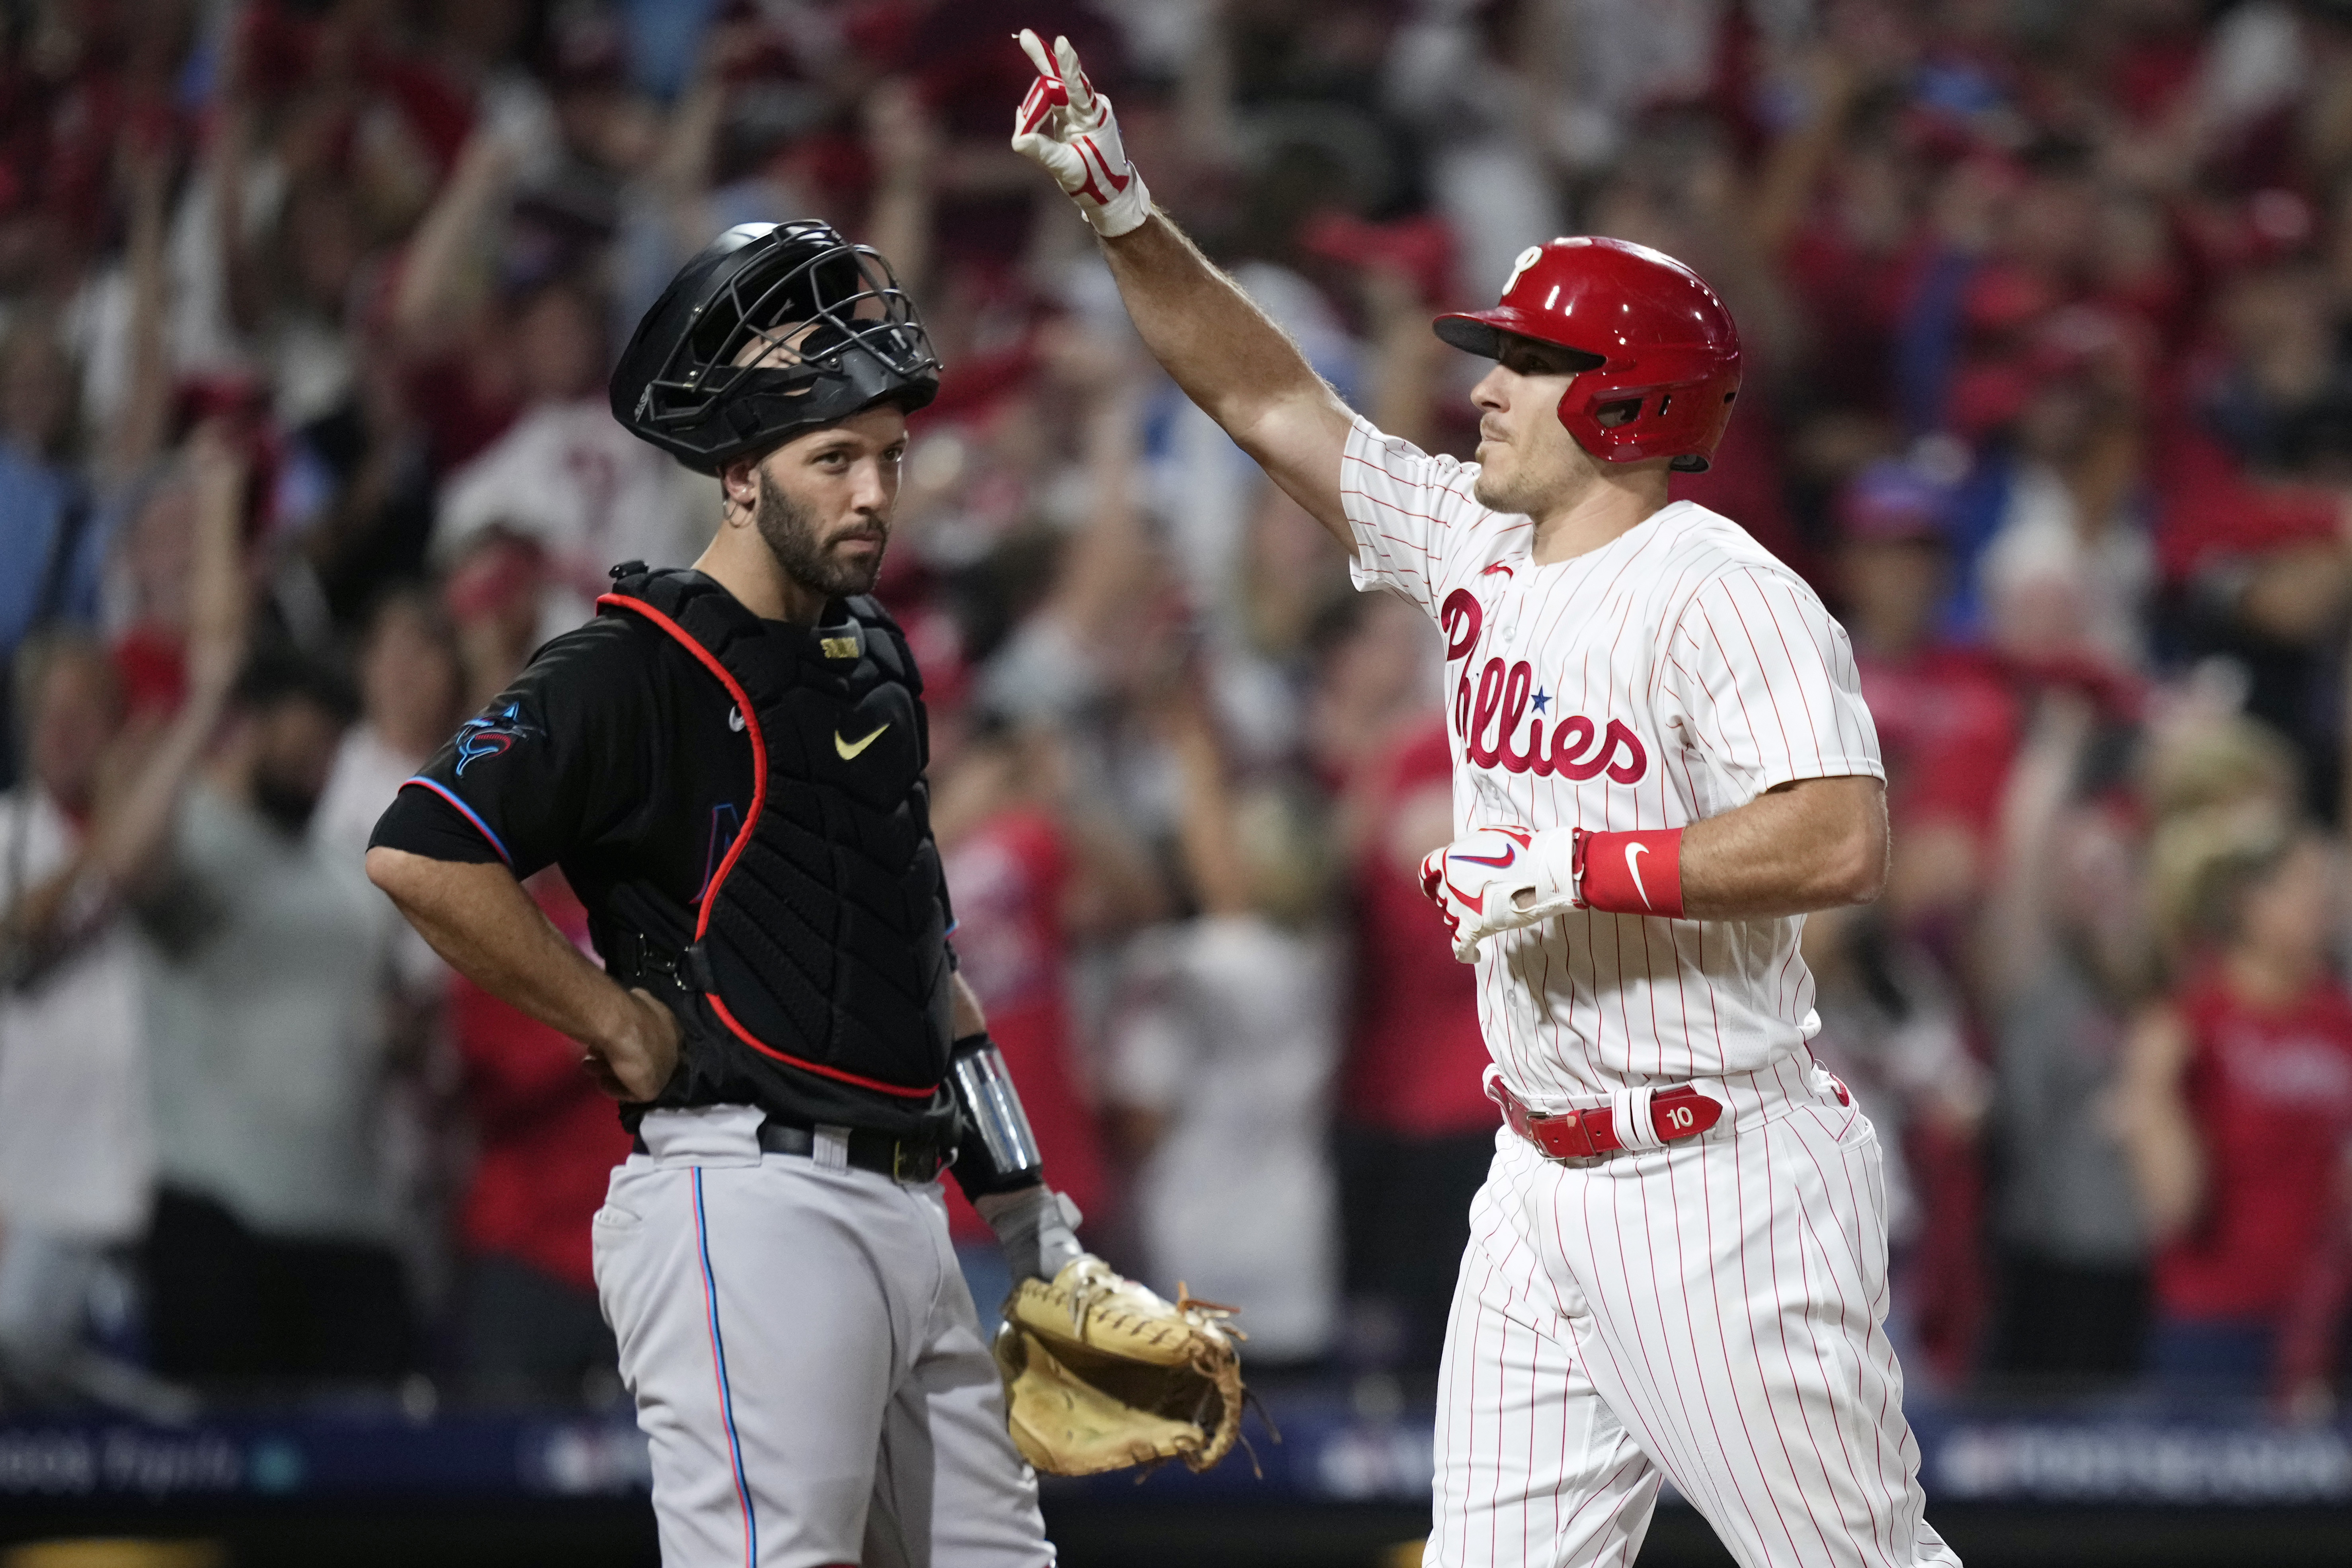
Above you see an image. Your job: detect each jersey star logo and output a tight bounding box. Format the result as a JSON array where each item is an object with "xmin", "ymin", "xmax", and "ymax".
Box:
[
  {"xmin": 835, "ymin": 723, "xmax": 890, "ymax": 761},
  {"xmin": 1530, "ymin": 688, "xmax": 1550, "ymax": 714}
]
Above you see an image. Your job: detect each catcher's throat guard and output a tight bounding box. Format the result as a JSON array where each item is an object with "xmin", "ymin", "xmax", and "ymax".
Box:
[{"xmin": 611, "ymin": 220, "xmax": 941, "ymax": 475}]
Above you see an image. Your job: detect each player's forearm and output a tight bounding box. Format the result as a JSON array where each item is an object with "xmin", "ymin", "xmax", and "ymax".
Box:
[
  {"xmin": 1100, "ymin": 215, "xmax": 1349, "ymax": 464},
  {"xmin": 950, "ymin": 969, "xmax": 987, "ymax": 1038},
  {"xmin": 366, "ymin": 848, "xmax": 640, "ymax": 1054},
  {"xmin": 1678, "ymin": 775, "xmax": 1887, "ymax": 920}
]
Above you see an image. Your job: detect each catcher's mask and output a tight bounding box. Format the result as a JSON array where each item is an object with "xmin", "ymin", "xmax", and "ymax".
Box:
[
  {"xmin": 1434, "ymin": 235, "xmax": 1741, "ymax": 474},
  {"xmin": 611, "ymin": 220, "xmax": 941, "ymax": 475}
]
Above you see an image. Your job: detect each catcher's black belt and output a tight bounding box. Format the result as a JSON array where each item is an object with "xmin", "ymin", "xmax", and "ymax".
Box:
[{"xmin": 630, "ymin": 1117, "xmax": 950, "ymax": 1181}]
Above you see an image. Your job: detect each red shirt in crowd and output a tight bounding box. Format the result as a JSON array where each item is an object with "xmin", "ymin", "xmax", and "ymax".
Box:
[
  {"xmin": 938, "ymin": 805, "xmax": 1107, "ymax": 1243},
  {"xmin": 452, "ymin": 873, "xmax": 632, "ymax": 1293},
  {"xmin": 2150, "ymin": 373, "xmax": 2343, "ymax": 589},
  {"xmin": 1341, "ymin": 719, "xmax": 1495, "ymax": 1139},
  {"xmin": 1854, "ymin": 646, "xmax": 2020, "ymax": 841},
  {"xmin": 2158, "ymin": 969, "xmax": 2352, "ymax": 1323}
]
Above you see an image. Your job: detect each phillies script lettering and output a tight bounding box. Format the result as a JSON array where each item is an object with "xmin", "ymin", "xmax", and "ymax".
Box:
[{"xmin": 1442, "ymin": 588, "xmax": 1649, "ymax": 782}]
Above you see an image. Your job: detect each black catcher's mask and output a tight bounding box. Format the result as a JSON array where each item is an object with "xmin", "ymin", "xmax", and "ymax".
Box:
[{"xmin": 610, "ymin": 221, "xmax": 941, "ymax": 475}]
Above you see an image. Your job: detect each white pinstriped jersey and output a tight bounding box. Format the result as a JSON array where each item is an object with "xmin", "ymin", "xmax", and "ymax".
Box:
[{"xmin": 1342, "ymin": 416, "xmax": 1884, "ymax": 1101}]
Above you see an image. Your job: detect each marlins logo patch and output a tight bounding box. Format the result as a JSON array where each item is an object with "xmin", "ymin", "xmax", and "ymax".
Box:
[{"xmin": 453, "ymin": 703, "xmax": 537, "ymax": 776}]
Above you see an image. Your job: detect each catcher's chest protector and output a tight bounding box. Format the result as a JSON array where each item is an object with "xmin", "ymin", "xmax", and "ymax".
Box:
[{"xmin": 599, "ymin": 568, "xmax": 954, "ymax": 1098}]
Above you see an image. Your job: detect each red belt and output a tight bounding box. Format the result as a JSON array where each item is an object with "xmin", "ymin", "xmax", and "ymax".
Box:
[{"xmin": 1494, "ymin": 1079, "xmax": 1724, "ymax": 1160}]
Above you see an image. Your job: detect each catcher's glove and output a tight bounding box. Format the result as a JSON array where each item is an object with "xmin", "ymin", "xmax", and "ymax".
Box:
[{"xmin": 993, "ymin": 1256, "xmax": 1245, "ymax": 1476}]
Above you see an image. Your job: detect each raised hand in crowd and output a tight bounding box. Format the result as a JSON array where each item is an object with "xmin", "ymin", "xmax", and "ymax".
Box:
[
  {"xmin": 2, "ymin": 426, "xmax": 250, "ymax": 986},
  {"xmin": 864, "ymin": 78, "xmax": 939, "ymax": 299}
]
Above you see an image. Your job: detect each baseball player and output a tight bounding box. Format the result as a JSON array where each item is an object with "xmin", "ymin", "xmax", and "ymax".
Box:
[
  {"xmin": 1009, "ymin": 29, "xmax": 1959, "ymax": 1568},
  {"xmin": 367, "ymin": 222, "xmax": 1069, "ymax": 1568}
]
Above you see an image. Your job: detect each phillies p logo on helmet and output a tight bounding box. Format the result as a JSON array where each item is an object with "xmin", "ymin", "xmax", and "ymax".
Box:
[{"xmin": 1502, "ymin": 244, "xmax": 1544, "ymax": 297}]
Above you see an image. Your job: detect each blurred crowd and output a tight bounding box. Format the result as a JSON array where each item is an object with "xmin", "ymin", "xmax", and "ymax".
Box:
[{"xmin": 6, "ymin": 0, "xmax": 2352, "ymax": 1424}]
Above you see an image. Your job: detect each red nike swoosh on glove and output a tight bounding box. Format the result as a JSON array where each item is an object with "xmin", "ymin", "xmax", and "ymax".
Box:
[{"xmin": 1454, "ymin": 846, "xmax": 1517, "ymax": 868}]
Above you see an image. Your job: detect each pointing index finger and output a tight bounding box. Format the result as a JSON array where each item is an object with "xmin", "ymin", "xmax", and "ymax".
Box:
[{"xmin": 1017, "ymin": 27, "xmax": 1059, "ymax": 82}]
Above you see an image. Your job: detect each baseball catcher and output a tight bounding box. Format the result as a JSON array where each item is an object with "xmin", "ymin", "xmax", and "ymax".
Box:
[{"xmin": 368, "ymin": 218, "xmax": 1243, "ymax": 1568}]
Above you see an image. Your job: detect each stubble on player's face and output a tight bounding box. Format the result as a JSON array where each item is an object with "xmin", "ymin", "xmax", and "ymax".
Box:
[
  {"xmin": 1469, "ymin": 339, "xmax": 1600, "ymax": 518},
  {"xmin": 751, "ymin": 406, "xmax": 908, "ymax": 600}
]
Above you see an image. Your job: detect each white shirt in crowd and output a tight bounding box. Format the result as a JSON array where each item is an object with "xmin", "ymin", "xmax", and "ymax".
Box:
[
  {"xmin": 142, "ymin": 783, "xmax": 395, "ymax": 1241},
  {"xmin": 0, "ymin": 789, "xmax": 153, "ymax": 1242},
  {"xmin": 434, "ymin": 398, "xmax": 713, "ymax": 639},
  {"xmin": 314, "ymin": 724, "xmax": 446, "ymax": 998},
  {"xmin": 1107, "ymin": 915, "xmax": 1338, "ymax": 1361}
]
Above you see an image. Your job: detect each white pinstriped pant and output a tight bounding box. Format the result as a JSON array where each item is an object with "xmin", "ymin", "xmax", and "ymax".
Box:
[{"xmin": 1428, "ymin": 1068, "xmax": 1960, "ymax": 1568}]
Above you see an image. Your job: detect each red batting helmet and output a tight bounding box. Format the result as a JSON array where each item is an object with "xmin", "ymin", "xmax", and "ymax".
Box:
[{"xmin": 1434, "ymin": 236, "xmax": 1743, "ymax": 473}]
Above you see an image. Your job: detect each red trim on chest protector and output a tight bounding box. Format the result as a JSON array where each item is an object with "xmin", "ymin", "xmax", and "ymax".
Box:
[
  {"xmin": 596, "ymin": 592, "xmax": 937, "ymax": 1101},
  {"xmin": 1495, "ymin": 1078, "xmax": 1723, "ymax": 1160}
]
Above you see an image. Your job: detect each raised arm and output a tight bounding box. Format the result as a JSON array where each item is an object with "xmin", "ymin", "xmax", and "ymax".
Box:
[
  {"xmin": 5, "ymin": 428, "xmax": 249, "ymax": 983},
  {"xmin": 1975, "ymin": 692, "xmax": 2096, "ymax": 1005},
  {"xmin": 1007, "ymin": 30, "xmax": 1355, "ymax": 545},
  {"xmin": 2114, "ymin": 1002, "xmax": 2205, "ymax": 1241}
]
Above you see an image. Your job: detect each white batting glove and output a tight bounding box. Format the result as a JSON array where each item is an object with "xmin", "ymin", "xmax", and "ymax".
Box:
[
  {"xmin": 1009, "ymin": 28, "xmax": 1152, "ymax": 239},
  {"xmin": 1419, "ymin": 825, "xmax": 1579, "ymax": 963}
]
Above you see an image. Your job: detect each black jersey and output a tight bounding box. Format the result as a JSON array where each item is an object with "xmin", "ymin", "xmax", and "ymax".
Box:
[{"xmin": 371, "ymin": 572, "xmax": 958, "ymax": 1140}]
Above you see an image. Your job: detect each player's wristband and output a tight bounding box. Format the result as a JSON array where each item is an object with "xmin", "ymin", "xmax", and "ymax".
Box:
[
  {"xmin": 949, "ymin": 1032, "xmax": 1046, "ymax": 1197},
  {"xmin": 1573, "ymin": 828, "xmax": 1686, "ymax": 918}
]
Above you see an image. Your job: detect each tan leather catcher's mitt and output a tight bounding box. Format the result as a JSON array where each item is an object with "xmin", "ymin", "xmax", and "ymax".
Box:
[{"xmin": 992, "ymin": 1256, "xmax": 1245, "ymax": 1476}]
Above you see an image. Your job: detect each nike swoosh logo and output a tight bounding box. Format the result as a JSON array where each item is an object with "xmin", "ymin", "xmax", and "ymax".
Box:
[
  {"xmin": 835, "ymin": 724, "xmax": 890, "ymax": 761},
  {"xmin": 1454, "ymin": 847, "xmax": 1517, "ymax": 869},
  {"xmin": 1625, "ymin": 843, "xmax": 1651, "ymax": 908},
  {"xmin": 728, "ymin": 707, "xmax": 746, "ymax": 733}
]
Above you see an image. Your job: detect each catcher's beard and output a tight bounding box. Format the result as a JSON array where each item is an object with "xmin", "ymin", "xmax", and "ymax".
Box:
[{"xmin": 755, "ymin": 469, "xmax": 889, "ymax": 600}]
